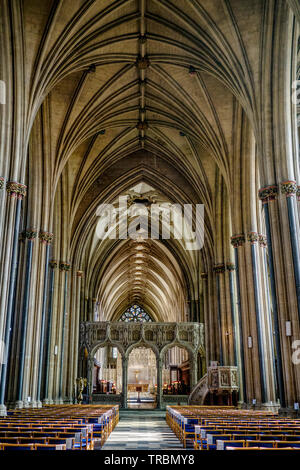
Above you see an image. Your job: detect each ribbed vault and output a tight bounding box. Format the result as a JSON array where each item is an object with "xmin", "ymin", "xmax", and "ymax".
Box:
[{"xmin": 19, "ymin": 0, "xmax": 299, "ymax": 323}]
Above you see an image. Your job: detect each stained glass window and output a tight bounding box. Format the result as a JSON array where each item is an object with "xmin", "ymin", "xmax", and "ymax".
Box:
[{"xmin": 119, "ymin": 305, "xmax": 153, "ymax": 322}]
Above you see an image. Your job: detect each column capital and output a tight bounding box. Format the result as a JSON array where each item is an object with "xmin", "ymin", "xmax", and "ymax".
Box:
[
  {"xmin": 226, "ymin": 263, "xmax": 235, "ymax": 271},
  {"xmin": 281, "ymin": 180, "xmax": 298, "ymax": 197},
  {"xmin": 258, "ymin": 234, "xmax": 267, "ymax": 248},
  {"xmin": 20, "ymin": 228, "xmax": 38, "ymax": 241},
  {"xmin": 297, "ymin": 186, "xmax": 300, "ymax": 201},
  {"xmin": 0, "ymin": 177, "xmax": 4, "ymax": 190},
  {"xmin": 213, "ymin": 264, "xmax": 226, "ymax": 274},
  {"xmin": 49, "ymin": 260, "xmax": 58, "ymax": 269},
  {"xmin": 59, "ymin": 262, "xmax": 71, "ymax": 271},
  {"xmin": 39, "ymin": 231, "xmax": 54, "ymax": 245},
  {"xmin": 6, "ymin": 181, "xmax": 27, "ymax": 199},
  {"xmin": 201, "ymin": 272, "xmax": 208, "ymax": 280},
  {"xmin": 258, "ymin": 185, "xmax": 278, "ymax": 203},
  {"xmin": 247, "ymin": 232, "xmax": 259, "ymax": 244},
  {"xmin": 231, "ymin": 234, "xmax": 245, "ymax": 247},
  {"xmin": 76, "ymin": 270, "xmax": 84, "ymax": 278}
]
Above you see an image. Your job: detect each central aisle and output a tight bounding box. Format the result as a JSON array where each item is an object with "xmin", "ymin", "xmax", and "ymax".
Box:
[{"xmin": 102, "ymin": 410, "xmax": 183, "ymax": 450}]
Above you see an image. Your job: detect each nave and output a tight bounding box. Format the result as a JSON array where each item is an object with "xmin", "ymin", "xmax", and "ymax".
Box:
[
  {"xmin": 0, "ymin": 0, "xmax": 300, "ymax": 441},
  {"xmin": 102, "ymin": 410, "xmax": 182, "ymax": 451}
]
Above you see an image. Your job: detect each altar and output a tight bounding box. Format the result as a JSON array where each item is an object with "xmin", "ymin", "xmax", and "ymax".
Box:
[{"xmin": 128, "ymin": 384, "xmax": 149, "ymax": 393}]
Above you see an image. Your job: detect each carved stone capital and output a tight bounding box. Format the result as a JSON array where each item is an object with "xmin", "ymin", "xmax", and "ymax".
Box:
[
  {"xmin": 258, "ymin": 184, "xmax": 278, "ymax": 203},
  {"xmin": 226, "ymin": 263, "xmax": 235, "ymax": 271},
  {"xmin": 297, "ymin": 186, "xmax": 300, "ymax": 201},
  {"xmin": 49, "ymin": 260, "xmax": 58, "ymax": 269},
  {"xmin": 231, "ymin": 234, "xmax": 245, "ymax": 247},
  {"xmin": 6, "ymin": 181, "xmax": 27, "ymax": 199},
  {"xmin": 39, "ymin": 231, "xmax": 54, "ymax": 245},
  {"xmin": 76, "ymin": 270, "xmax": 84, "ymax": 278},
  {"xmin": 21, "ymin": 229, "xmax": 38, "ymax": 241},
  {"xmin": 281, "ymin": 180, "xmax": 298, "ymax": 197},
  {"xmin": 59, "ymin": 262, "xmax": 71, "ymax": 271},
  {"xmin": 247, "ymin": 232, "xmax": 259, "ymax": 244},
  {"xmin": 0, "ymin": 177, "xmax": 4, "ymax": 190},
  {"xmin": 200, "ymin": 272, "xmax": 208, "ymax": 280},
  {"xmin": 213, "ymin": 264, "xmax": 226, "ymax": 274},
  {"xmin": 258, "ymin": 234, "xmax": 267, "ymax": 248}
]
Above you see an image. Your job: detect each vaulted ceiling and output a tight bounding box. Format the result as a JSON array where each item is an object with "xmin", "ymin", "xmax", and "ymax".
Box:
[{"xmin": 20, "ymin": 0, "xmax": 299, "ymax": 321}]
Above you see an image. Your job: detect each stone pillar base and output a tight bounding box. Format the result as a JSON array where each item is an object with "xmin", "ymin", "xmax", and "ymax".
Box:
[
  {"xmin": 261, "ymin": 402, "xmax": 280, "ymax": 412},
  {"xmin": 29, "ymin": 400, "xmax": 38, "ymax": 408},
  {"xmin": 43, "ymin": 398, "xmax": 50, "ymax": 405},
  {"xmin": 36, "ymin": 400, "xmax": 43, "ymax": 408},
  {"xmin": 0, "ymin": 404, "xmax": 7, "ymax": 416},
  {"xmin": 237, "ymin": 401, "xmax": 247, "ymax": 409},
  {"xmin": 55, "ymin": 398, "xmax": 64, "ymax": 404},
  {"xmin": 14, "ymin": 400, "xmax": 24, "ymax": 409}
]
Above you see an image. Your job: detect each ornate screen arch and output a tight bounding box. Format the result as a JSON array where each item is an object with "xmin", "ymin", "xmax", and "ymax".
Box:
[{"xmin": 119, "ymin": 304, "xmax": 153, "ymax": 322}]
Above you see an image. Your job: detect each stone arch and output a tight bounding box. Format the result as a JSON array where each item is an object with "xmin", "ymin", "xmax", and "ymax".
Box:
[{"xmin": 125, "ymin": 340, "xmax": 159, "ymax": 361}]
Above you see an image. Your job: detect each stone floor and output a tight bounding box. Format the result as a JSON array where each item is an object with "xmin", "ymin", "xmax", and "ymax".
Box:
[{"xmin": 101, "ymin": 410, "xmax": 183, "ymax": 450}]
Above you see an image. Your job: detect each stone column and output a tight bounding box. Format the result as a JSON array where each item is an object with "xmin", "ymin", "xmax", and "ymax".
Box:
[
  {"xmin": 231, "ymin": 235, "xmax": 247, "ymax": 404},
  {"xmin": 15, "ymin": 228, "xmax": 38, "ymax": 408},
  {"xmin": 68, "ymin": 270, "xmax": 83, "ymax": 403},
  {"xmin": 58, "ymin": 262, "xmax": 71, "ymax": 403},
  {"xmin": 227, "ymin": 263, "xmax": 238, "ymax": 367},
  {"xmin": 231, "ymin": 232, "xmax": 276, "ymax": 407},
  {"xmin": 189, "ymin": 353, "xmax": 198, "ymax": 390},
  {"xmin": 201, "ymin": 272, "xmax": 211, "ymax": 363},
  {"xmin": 87, "ymin": 353, "xmax": 93, "ymax": 404},
  {"xmin": 156, "ymin": 357, "xmax": 163, "ymax": 409},
  {"xmin": 43, "ymin": 260, "xmax": 57, "ymax": 404},
  {"xmin": 213, "ymin": 264, "xmax": 226, "ymax": 366},
  {"xmin": 122, "ymin": 356, "xmax": 128, "ymax": 409},
  {"xmin": 259, "ymin": 183, "xmax": 300, "ymax": 409},
  {"xmin": 92, "ymin": 298, "xmax": 98, "ymax": 321},
  {"xmin": 247, "ymin": 231, "xmax": 268, "ymax": 403},
  {"xmin": 36, "ymin": 232, "xmax": 53, "ymax": 407},
  {"xmin": 0, "ymin": 182, "xmax": 26, "ymax": 416}
]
